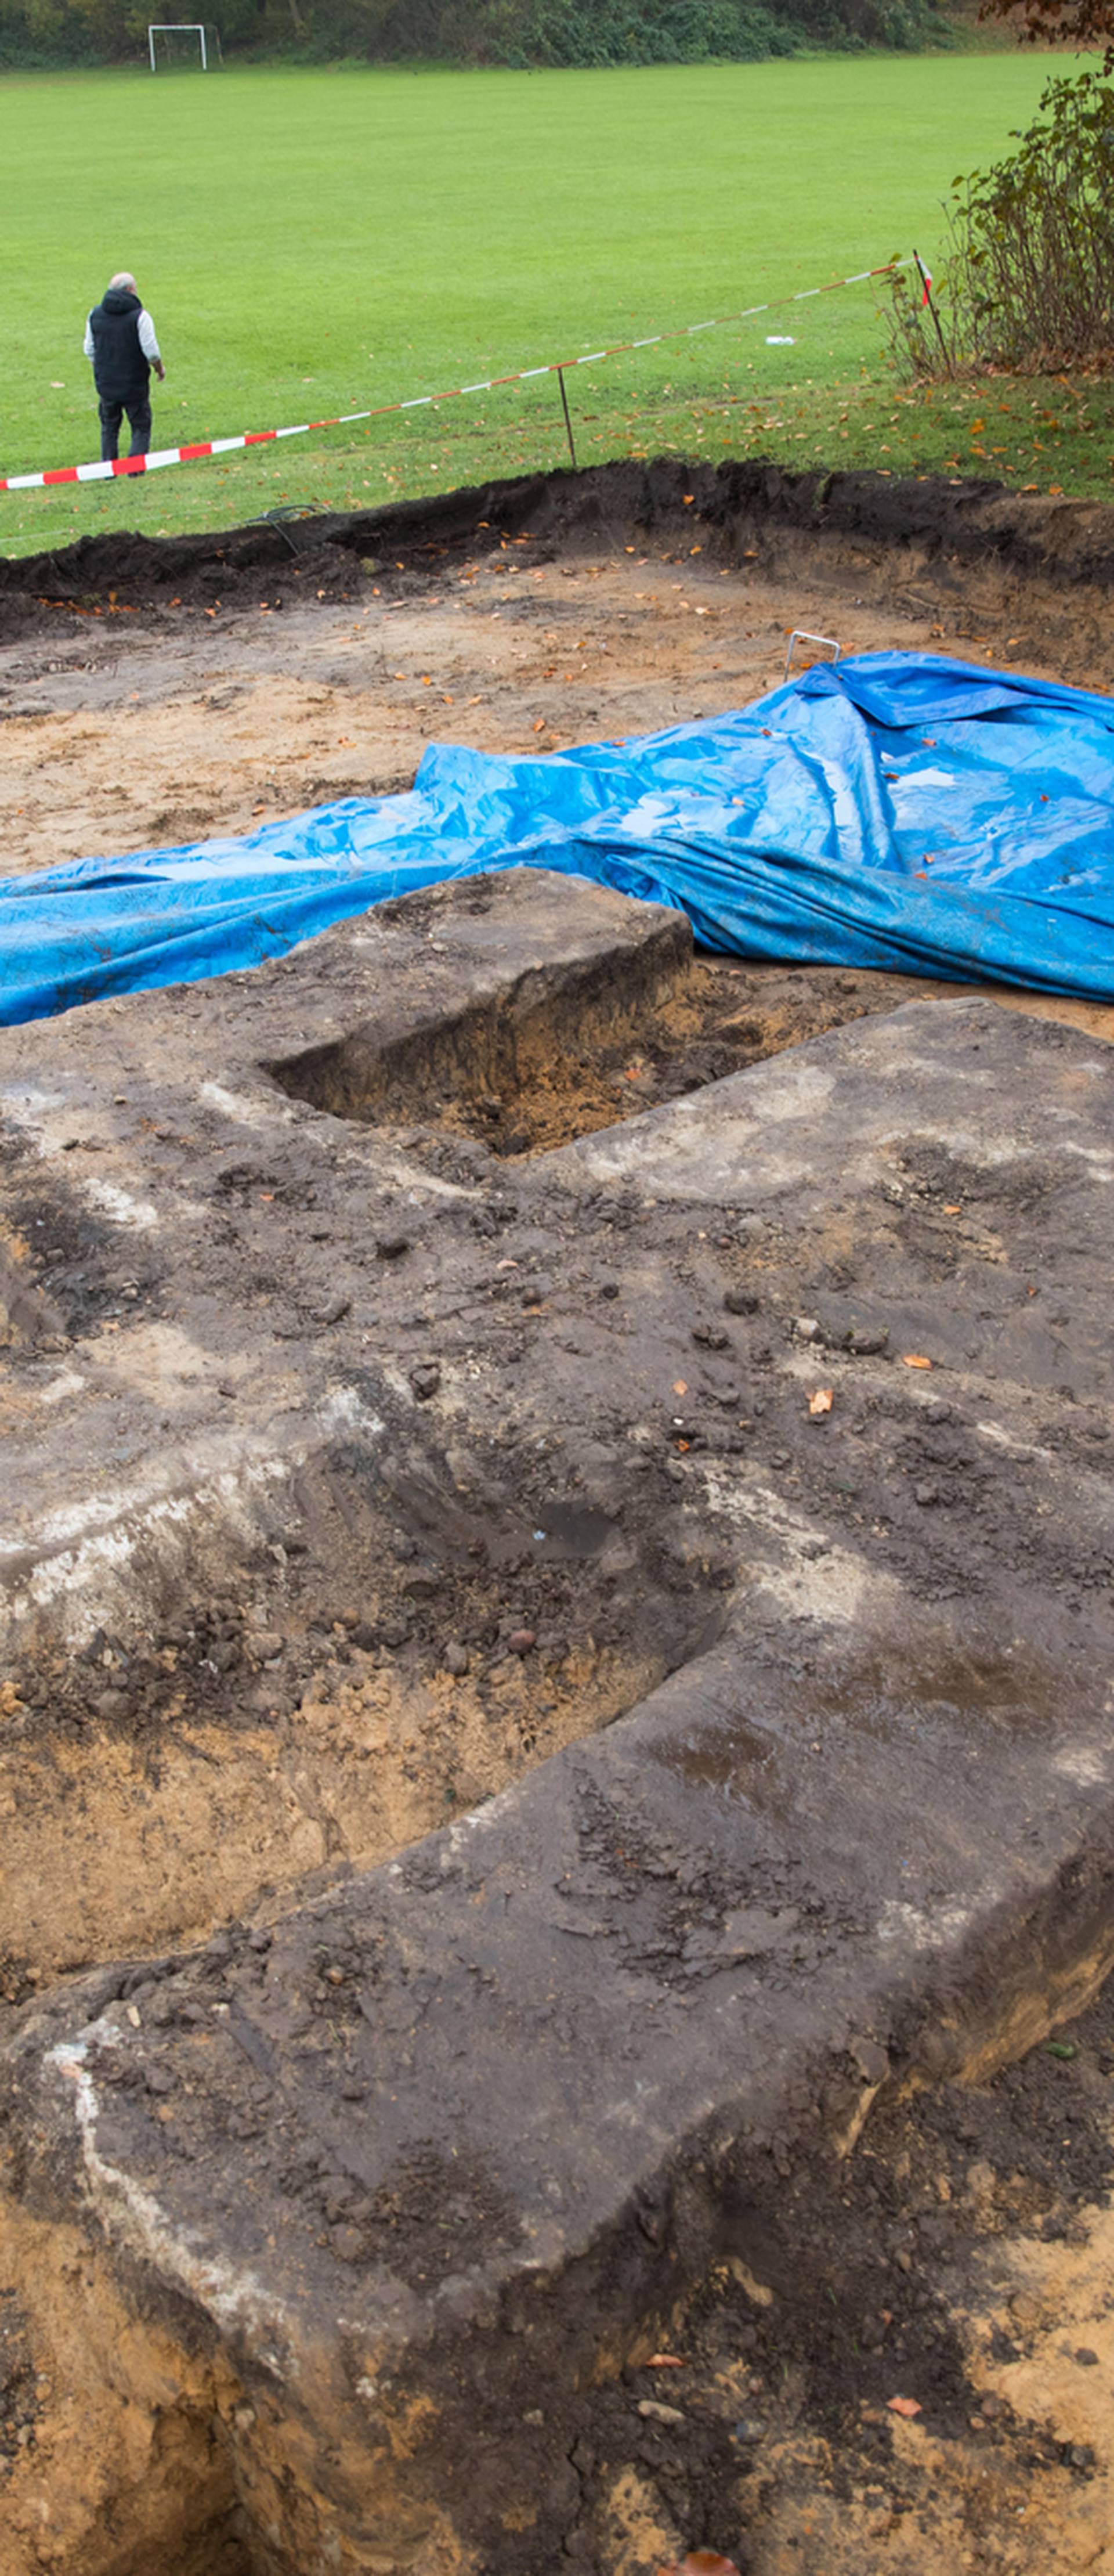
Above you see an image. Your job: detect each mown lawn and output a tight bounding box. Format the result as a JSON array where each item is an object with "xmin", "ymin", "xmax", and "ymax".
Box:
[{"xmin": 1, "ymin": 52, "xmax": 1104, "ymax": 557}]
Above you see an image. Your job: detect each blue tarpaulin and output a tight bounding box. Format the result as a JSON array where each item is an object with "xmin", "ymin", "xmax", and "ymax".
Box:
[{"xmin": 2, "ymin": 650, "xmax": 1112, "ymax": 1029}]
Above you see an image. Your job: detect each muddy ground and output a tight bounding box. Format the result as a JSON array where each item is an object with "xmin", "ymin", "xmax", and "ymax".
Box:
[{"xmin": 2, "ymin": 459, "xmax": 1114, "ymax": 2576}]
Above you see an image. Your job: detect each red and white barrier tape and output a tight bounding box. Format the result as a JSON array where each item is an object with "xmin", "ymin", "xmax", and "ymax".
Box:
[{"xmin": 0, "ymin": 258, "xmax": 913, "ymax": 497}]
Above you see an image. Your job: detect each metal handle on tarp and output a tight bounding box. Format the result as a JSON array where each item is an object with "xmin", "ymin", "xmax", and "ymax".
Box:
[{"xmin": 783, "ymin": 630, "xmax": 841, "ymax": 681}]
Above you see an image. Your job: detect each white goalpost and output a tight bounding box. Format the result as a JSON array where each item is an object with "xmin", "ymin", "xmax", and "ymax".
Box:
[{"xmin": 148, "ymin": 21, "xmax": 218, "ymax": 68}]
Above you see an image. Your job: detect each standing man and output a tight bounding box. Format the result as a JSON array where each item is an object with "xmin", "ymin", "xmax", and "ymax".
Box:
[{"xmin": 84, "ymin": 272, "xmax": 165, "ymax": 463}]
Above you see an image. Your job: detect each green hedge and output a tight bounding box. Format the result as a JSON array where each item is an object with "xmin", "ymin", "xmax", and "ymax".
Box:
[{"xmin": 0, "ymin": 0, "xmax": 947, "ymax": 68}]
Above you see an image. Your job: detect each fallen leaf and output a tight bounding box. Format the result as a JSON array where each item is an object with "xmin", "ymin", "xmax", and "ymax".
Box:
[
  {"xmin": 672, "ymin": 1380, "xmax": 688, "ymax": 1396},
  {"xmin": 887, "ymin": 2395, "xmax": 923, "ymax": 2418},
  {"xmin": 808, "ymin": 1387, "xmax": 834, "ymax": 1417},
  {"xmin": 656, "ymin": 2555, "xmax": 742, "ymax": 2576},
  {"xmin": 902, "ymin": 1354, "xmax": 933, "ymax": 1370}
]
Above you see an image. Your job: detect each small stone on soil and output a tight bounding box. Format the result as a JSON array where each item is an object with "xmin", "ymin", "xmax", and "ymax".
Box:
[
  {"xmin": 91, "ymin": 1689, "xmax": 131, "ymax": 1720},
  {"xmin": 312, "ymin": 1295, "xmax": 351, "ymax": 1326},
  {"xmin": 331, "ymin": 2226, "xmax": 366, "ymax": 2264}
]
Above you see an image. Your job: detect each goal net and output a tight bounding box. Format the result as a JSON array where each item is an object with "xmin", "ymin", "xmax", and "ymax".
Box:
[{"xmin": 148, "ymin": 23, "xmax": 219, "ymax": 68}]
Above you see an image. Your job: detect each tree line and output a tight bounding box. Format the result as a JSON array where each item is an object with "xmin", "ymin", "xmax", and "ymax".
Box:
[{"xmin": 0, "ymin": 0, "xmax": 947, "ymax": 70}]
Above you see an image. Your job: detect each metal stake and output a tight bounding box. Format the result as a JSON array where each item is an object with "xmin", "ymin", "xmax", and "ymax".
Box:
[
  {"xmin": 914, "ymin": 250, "xmax": 952, "ymax": 377},
  {"xmin": 556, "ymin": 368, "xmax": 577, "ymax": 468}
]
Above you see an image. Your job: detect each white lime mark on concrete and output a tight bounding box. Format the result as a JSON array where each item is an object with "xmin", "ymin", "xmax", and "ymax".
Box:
[
  {"xmin": 84, "ymin": 1179, "xmax": 158, "ymax": 1229},
  {"xmin": 1062, "ymin": 1141, "xmax": 1114, "ymax": 1179},
  {"xmin": 701, "ymin": 1468, "xmax": 901, "ymax": 1626},
  {"xmin": 319, "ymin": 1383, "xmax": 384, "ymax": 1437},
  {"xmin": 1052, "ymin": 1745, "xmax": 1112, "ymax": 1788},
  {"xmin": 200, "ymin": 1079, "xmax": 292, "ymax": 1128},
  {"xmin": 1, "ymin": 1444, "xmax": 294, "ymax": 1632},
  {"xmin": 47, "ymin": 2030, "xmax": 291, "ymax": 2349},
  {"xmin": 39, "ymin": 1369, "xmax": 86, "ymax": 1406},
  {"xmin": 878, "ymin": 1897, "xmax": 978, "ymax": 1950},
  {"xmin": 977, "ymin": 1420, "xmax": 1052, "ymax": 1460}
]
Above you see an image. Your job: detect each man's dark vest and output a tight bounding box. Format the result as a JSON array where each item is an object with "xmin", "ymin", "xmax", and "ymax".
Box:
[{"xmin": 88, "ymin": 290, "xmax": 149, "ymax": 402}]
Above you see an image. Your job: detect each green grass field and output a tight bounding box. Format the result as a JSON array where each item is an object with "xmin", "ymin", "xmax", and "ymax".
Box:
[{"xmin": 1, "ymin": 53, "xmax": 1109, "ymax": 559}]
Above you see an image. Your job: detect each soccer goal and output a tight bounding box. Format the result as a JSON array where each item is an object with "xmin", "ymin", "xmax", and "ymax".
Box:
[{"xmin": 148, "ymin": 21, "xmax": 222, "ymax": 68}]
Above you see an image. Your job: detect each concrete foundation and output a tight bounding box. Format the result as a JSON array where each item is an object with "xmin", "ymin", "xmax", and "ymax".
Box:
[{"xmin": 1, "ymin": 872, "xmax": 1112, "ymax": 2574}]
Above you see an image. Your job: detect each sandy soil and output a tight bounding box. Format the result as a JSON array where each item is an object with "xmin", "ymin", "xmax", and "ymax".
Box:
[
  {"xmin": 3, "ymin": 460, "xmax": 1114, "ymax": 884},
  {"xmin": 0, "ymin": 544, "xmax": 918, "ymax": 875}
]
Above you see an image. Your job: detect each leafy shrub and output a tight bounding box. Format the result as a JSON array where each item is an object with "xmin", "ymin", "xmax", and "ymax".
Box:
[{"xmin": 891, "ymin": 70, "xmax": 1114, "ymax": 375}]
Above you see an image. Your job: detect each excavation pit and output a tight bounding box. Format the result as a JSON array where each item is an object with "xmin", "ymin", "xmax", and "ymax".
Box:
[
  {"xmin": 264, "ymin": 883, "xmax": 701, "ymax": 1154},
  {"xmin": 1, "ymin": 863, "xmax": 1112, "ymax": 2576},
  {"xmin": 1, "ymin": 874, "xmax": 761, "ymax": 1998},
  {"xmin": 264, "ymin": 892, "xmax": 913, "ymax": 1159},
  {"xmin": 2, "ymin": 464, "xmax": 1114, "ymax": 2576}
]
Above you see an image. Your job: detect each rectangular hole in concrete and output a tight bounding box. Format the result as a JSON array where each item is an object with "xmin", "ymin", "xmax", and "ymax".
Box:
[{"xmin": 263, "ymin": 915, "xmax": 824, "ymax": 1158}]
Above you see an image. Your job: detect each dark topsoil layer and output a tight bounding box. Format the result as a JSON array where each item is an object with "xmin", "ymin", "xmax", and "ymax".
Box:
[{"xmin": 6, "ymin": 456, "xmax": 1114, "ymax": 636}]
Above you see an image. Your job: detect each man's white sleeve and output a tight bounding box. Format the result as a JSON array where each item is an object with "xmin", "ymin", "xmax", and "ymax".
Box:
[
  {"xmin": 138, "ymin": 309, "xmax": 161, "ymax": 363},
  {"xmin": 83, "ymin": 316, "xmax": 95, "ymax": 359}
]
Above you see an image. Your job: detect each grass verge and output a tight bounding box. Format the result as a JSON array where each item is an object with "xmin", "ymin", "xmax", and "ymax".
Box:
[{"xmin": 3, "ymin": 54, "xmax": 1104, "ymax": 557}]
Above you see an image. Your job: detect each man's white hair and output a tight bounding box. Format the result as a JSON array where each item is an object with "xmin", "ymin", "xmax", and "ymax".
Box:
[{"xmin": 108, "ymin": 270, "xmax": 138, "ymax": 293}]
